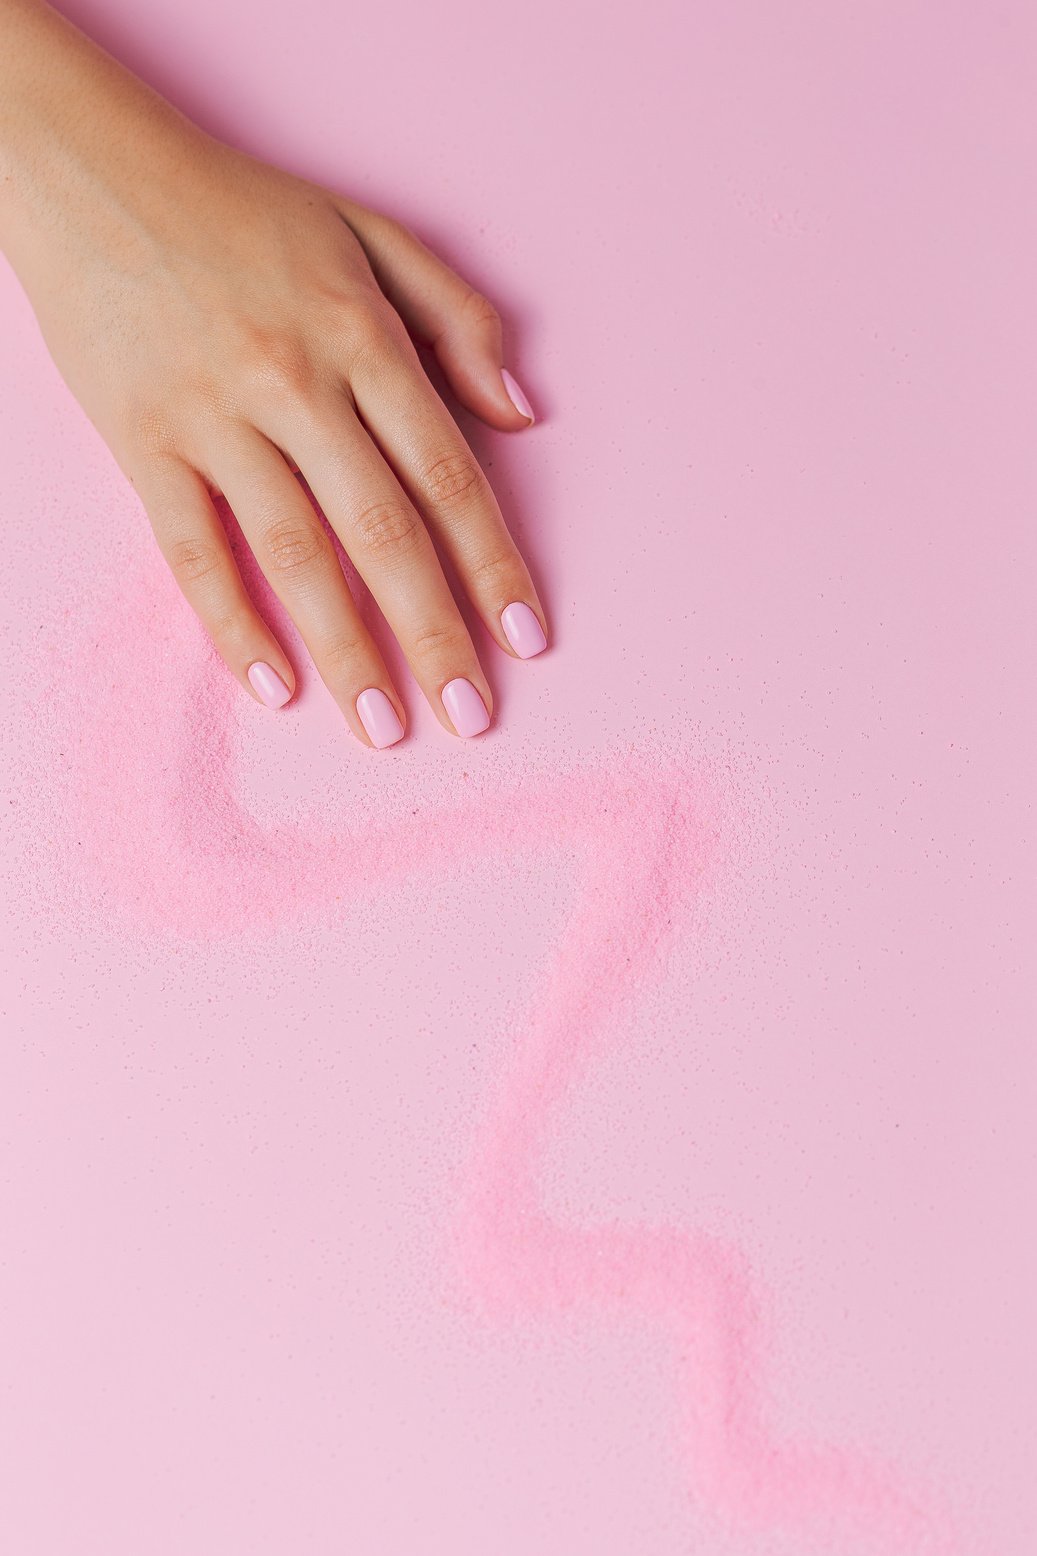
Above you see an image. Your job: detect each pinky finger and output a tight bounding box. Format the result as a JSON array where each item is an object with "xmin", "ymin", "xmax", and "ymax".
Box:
[{"xmin": 139, "ymin": 456, "xmax": 297, "ymax": 710}]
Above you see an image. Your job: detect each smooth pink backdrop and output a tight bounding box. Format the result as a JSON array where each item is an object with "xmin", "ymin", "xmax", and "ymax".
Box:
[{"xmin": 1, "ymin": 1, "xmax": 1035, "ymax": 1552}]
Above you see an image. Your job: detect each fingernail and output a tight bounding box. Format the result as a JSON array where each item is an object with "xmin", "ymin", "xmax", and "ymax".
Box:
[
  {"xmin": 442, "ymin": 677, "xmax": 491, "ymax": 738},
  {"xmin": 501, "ymin": 601, "xmax": 548, "ymax": 659},
  {"xmin": 248, "ymin": 661, "xmax": 292, "ymax": 709},
  {"xmin": 501, "ymin": 367, "xmax": 535, "ymax": 424},
  {"xmin": 356, "ymin": 687, "xmax": 405, "ymax": 749}
]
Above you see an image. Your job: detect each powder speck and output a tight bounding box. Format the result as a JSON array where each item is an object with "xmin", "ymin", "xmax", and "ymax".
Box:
[{"xmin": 12, "ymin": 547, "xmax": 958, "ymax": 1551}]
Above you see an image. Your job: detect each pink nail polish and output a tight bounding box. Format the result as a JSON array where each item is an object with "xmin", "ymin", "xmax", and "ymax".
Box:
[
  {"xmin": 501, "ymin": 601, "xmax": 548, "ymax": 659},
  {"xmin": 248, "ymin": 661, "xmax": 292, "ymax": 709},
  {"xmin": 501, "ymin": 367, "xmax": 535, "ymax": 424},
  {"xmin": 356, "ymin": 687, "xmax": 405, "ymax": 749},
  {"xmin": 442, "ymin": 677, "xmax": 491, "ymax": 738}
]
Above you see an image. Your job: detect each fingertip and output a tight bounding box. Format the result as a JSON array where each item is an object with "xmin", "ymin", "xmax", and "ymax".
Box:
[
  {"xmin": 431, "ymin": 335, "xmax": 536, "ymax": 430},
  {"xmin": 441, "ymin": 676, "xmax": 493, "ymax": 738},
  {"xmin": 247, "ymin": 660, "xmax": 294, "ymax": 709},
  {"xmin": 500, "ymin": 367, "xmax": 536, "ymax": 426},
  {"xmin": 355, "ymin": 686, "xmax": 406, "ymax": 750},
  {"xmin": 500, "ymin": 601, "xmax": 548, "ymax": 659}
]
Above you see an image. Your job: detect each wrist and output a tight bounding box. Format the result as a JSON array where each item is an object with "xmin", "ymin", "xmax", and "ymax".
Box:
[{"xmin": 0, "ymin": 0, "xmax": 209, "ymax": 282}]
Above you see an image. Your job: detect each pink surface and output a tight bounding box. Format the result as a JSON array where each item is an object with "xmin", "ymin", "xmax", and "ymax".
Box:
[{"xmin": 1, "ymin": 1, "xmax": 1035, "ymax": 1552}]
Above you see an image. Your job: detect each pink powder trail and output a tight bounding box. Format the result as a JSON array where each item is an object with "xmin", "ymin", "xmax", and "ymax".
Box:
[{"xmin": 16, "ymin": 547, "xmax": 959, "ymax": 1553}]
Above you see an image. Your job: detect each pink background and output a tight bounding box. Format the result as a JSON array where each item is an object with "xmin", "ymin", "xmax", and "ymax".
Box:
[{"xmin": 1, "ymin": 0, "xmax": 1035, "ymax": 1551}]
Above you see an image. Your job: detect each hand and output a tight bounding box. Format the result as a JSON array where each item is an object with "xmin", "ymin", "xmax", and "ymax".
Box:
[{"xmin": 0, "ymin": 0, "xmax": 548, "ymax": 747}]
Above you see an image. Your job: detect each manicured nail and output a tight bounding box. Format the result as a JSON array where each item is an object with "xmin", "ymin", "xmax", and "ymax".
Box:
[
  {"xmin": 248, "ymin": 661, "xmax": 292, "ymax": 709},
  {"xmin": 442, "ymin": 677, "xmax": 491, "ymax": 738},
  {"xmin": 356, "ymin": 687, "xmax": 405, "ymax": 750},
  {"xmin": 501, "ymin": 601, "xmax": 548, "ymax": 659},
  {"xmin": 501, "ymin": 367, "xmax": 535, "ymax": 424}
]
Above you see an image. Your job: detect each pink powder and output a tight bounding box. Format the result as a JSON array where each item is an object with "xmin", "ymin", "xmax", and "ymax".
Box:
[{"xmin": 15, "ymin": 547, "xmax": 958, "ymax": 1551}]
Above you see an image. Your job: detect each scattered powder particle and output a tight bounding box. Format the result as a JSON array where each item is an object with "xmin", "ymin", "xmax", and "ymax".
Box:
[{"xmin": 11, "ymin": 548, "xmax": 958, "ymax": 1553}]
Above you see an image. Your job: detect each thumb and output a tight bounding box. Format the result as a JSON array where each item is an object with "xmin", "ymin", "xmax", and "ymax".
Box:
[{"xmin": 334, "ymin": 202, "xmax": 536, "ymax": 431}]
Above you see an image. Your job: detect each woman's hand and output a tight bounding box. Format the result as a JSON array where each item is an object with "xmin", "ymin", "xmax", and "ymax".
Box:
[{"xmin": 0, "ymin": 0, "xmax": 547, "ymax": 747}]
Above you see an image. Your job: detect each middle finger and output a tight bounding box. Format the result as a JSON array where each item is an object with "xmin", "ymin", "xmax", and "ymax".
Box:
[
  {"xmin": 280, "ymin": 396, "xmax": 494, "ymax": 739},
  {"xmin": 350, "ymin": 334, "xmax": 549, "ymax": 662}
]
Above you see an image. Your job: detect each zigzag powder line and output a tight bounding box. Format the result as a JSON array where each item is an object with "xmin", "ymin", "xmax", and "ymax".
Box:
[
  {"xmin": 18, "ymin": 552, "xmax": 958, "ymax": 1550},
  {"xmin": 456, "ymin": 784, "xmax": 958, "ymax": 1553}
]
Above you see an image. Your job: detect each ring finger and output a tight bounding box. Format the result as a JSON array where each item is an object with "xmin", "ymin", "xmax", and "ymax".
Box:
[
  {"xmin": 349, "ymin": 331, "xmax": 548, "ymax": 661},
  {"xmin": 271, "ymin": 396, "xmax": 495, "ymax": 739},
  {"xmin": 210, "ymin": 427, "xmax": 407, "ymax": 750}
]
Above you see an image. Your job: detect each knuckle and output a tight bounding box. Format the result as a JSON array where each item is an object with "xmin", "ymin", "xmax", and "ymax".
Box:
[
  {"xmin": 468, "ymin": 549, "xmax": 516, "ymax": 591},
  {"xmin": 238, "ymin": 328, "xmax": 319, "ymax": 402},
  {"xmin": 262, "ymin": 517, "xmax": 331, "ymax": 575},
  {"xmin": 167, "ymin": 534, "xmax": 222, "ymax": 585},
  {"xmin": 421, "ymin": 451, "xmax": 483, "ymax": 508},
  {"xmin": 319, "ymin": 629, "xmax": 369, "ymax": 676},
  {"xmin": 352, "ymin": 499, "xmax": 422, "ymax": 560},
  {"xmin": 410, "ymin": 620, "xmax": 468, "ymax": 661},
  {"xmin": 343, "ymin": 299, "xmax": 394, "ymax": 361},
  {"xmin": 207, "ymin": 605, "xmax": 249, "ymax": 645},
  {"xmin": 267, "ymin": 353, "xmax": 318, "ymax": 402},
  {"xmin": 288, "ymin": 391, "xmax": 349, "ymax": 448},
  {"xmin": 131, "ymin": 408, "xmax": 179, "ymax": 460},
  {"xmin": 458, "ymin": 286, "xmax": 501, "ymax": 331}
]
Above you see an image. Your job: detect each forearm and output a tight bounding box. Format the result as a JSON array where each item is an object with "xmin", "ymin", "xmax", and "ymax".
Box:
[{"xmin": 0, "ymin": 0, "xmax": 211, "ymax": 285}]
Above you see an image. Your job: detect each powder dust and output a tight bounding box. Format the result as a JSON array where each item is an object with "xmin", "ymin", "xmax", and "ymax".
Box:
[{"xmin": 10, "ymin": 546, "xmax": 958, "ymax": 1554}]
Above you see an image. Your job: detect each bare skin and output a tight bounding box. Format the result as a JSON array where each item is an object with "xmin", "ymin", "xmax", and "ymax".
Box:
[{"xmin": 0, "ymin": 0, "xmax": 547, "ymax": 746}]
